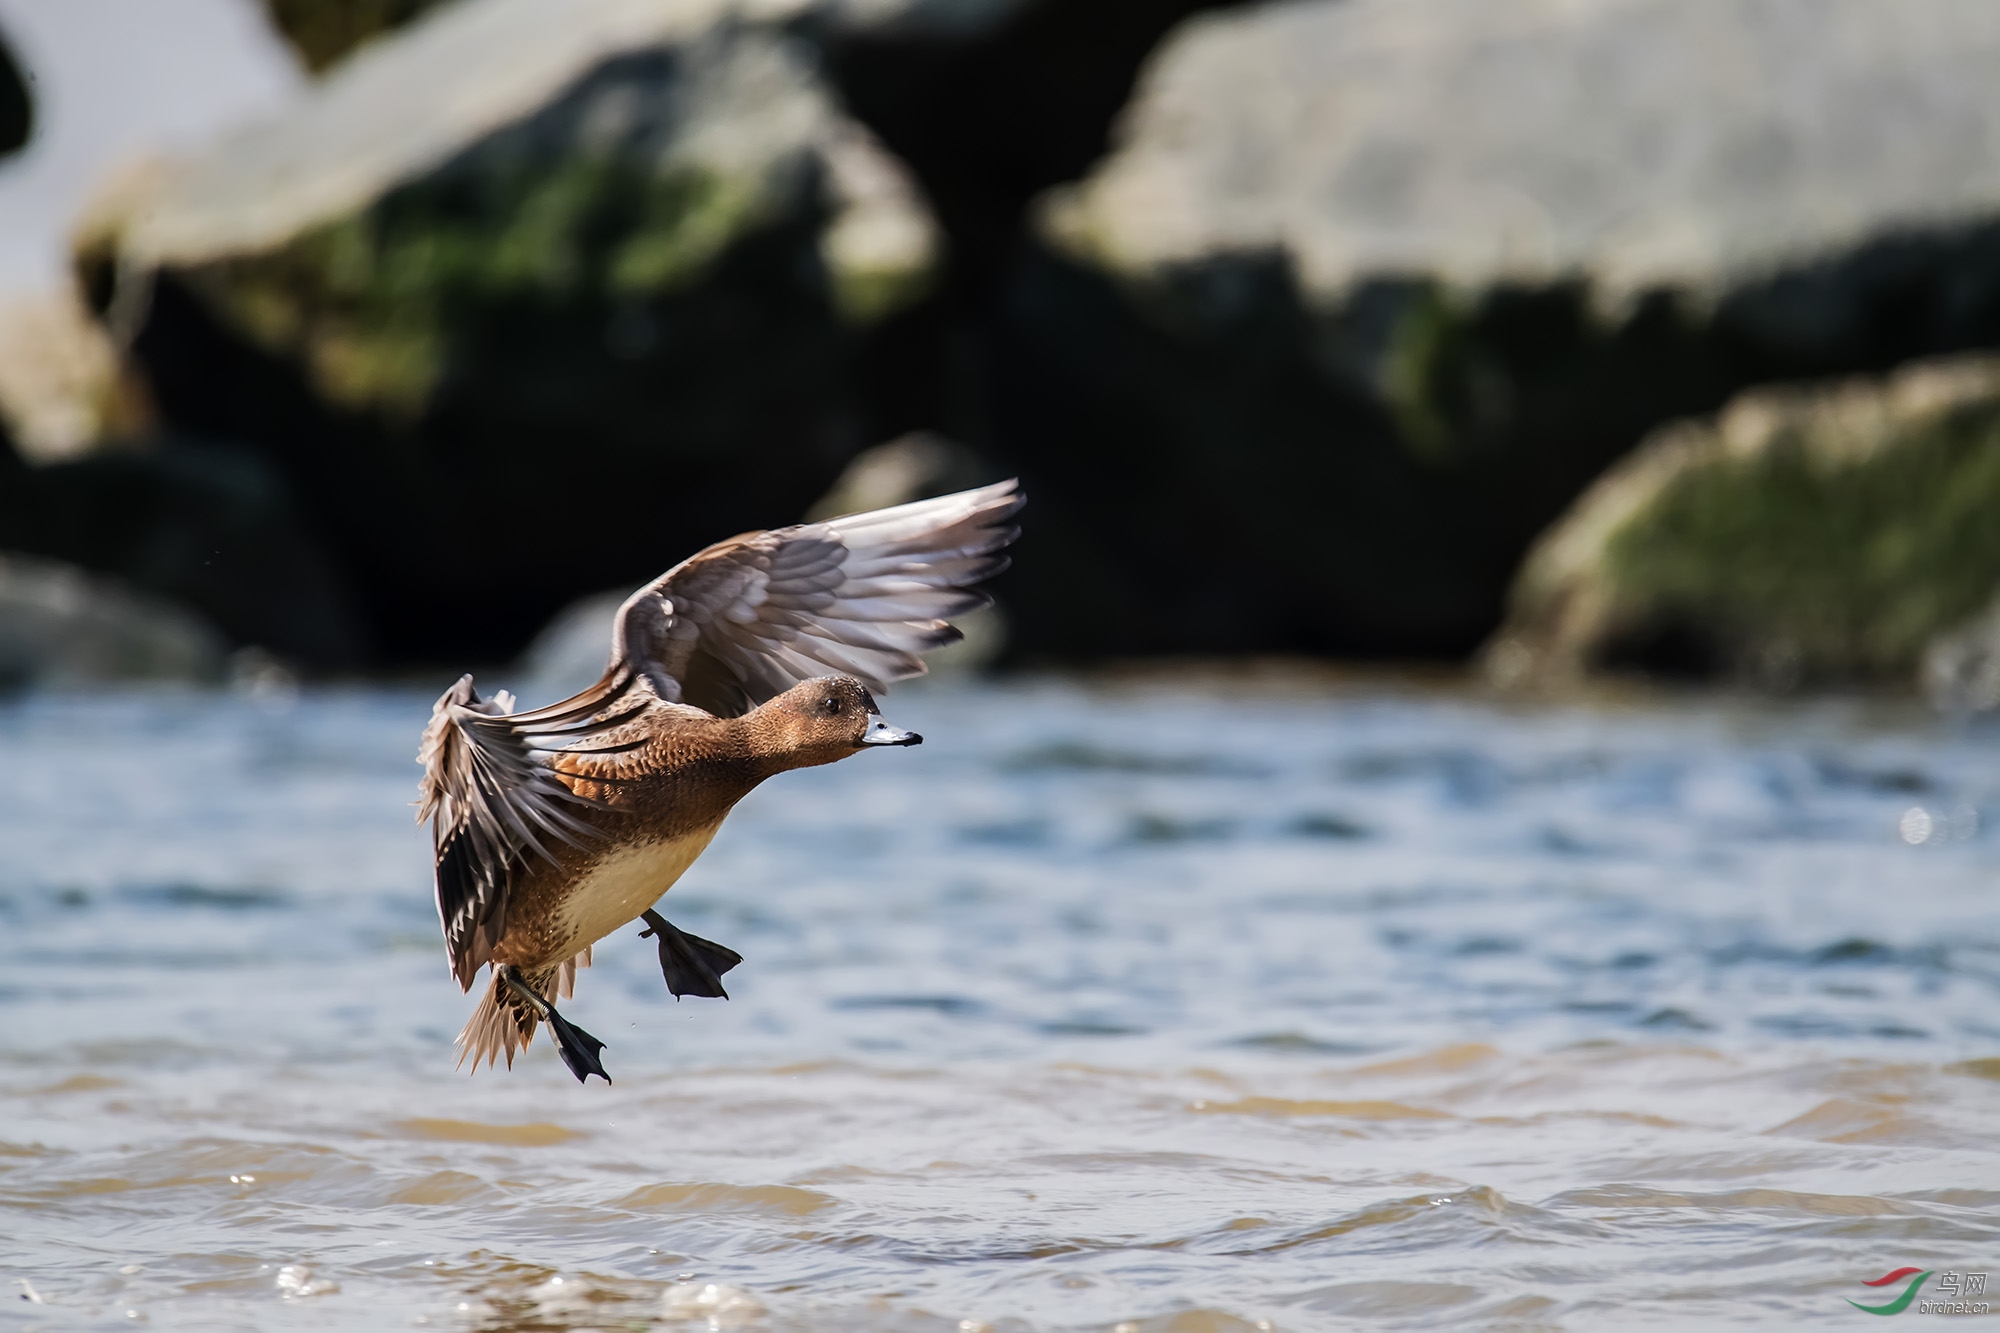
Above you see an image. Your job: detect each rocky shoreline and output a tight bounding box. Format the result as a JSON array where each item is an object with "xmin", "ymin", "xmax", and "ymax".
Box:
[{"xmin": 5, "ymin": 0, "xmax": 2000, "ymax": 697}]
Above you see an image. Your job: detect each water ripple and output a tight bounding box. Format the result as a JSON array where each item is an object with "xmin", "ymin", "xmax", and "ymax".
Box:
[{"xmin": 2, "ymin": 682, "xmax": 1999, "ymax": 1328}]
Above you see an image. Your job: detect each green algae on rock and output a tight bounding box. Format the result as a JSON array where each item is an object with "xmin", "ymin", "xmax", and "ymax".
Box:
[
  {"xmin": 1487, "ymin": 355, "xmax": 2000, "ymax": 687},
  {"xmin": 181, "ymin": 137, "xmax": 786, "ymax": 419},
  {"xmin": 100, "ymin": 17, "xmax": 938, "ymax": 422}
]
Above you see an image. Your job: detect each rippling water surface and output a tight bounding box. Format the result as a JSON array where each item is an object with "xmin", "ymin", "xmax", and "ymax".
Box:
[{"xmin": 5, "ymin": 675, "xmax": 2000, "ymax": 1330}]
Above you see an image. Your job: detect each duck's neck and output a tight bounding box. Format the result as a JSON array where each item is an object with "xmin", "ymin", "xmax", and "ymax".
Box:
[{"xmin": 728, "ymin": 707, "xmax": 833, "ymax": 777}]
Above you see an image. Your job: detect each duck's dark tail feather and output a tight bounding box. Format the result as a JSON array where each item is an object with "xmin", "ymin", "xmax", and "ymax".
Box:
[{"xmin": 455, "ymin": 947, "xmax": 591, "ymax": 1073}]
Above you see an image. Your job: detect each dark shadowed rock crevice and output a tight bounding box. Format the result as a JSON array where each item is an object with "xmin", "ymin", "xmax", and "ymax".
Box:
[
  {"xmin": 819, "ymin": 0, "xmax": 1253, "ymax": 457},
  {"xmin": 988, "ymin": 252, "xmax": 1738, "ymax": 658},
  {"xmin": 126, "ymin": 218, "xmax": 864, "ymax": 664},
  {"xmin": 0, "ymin": 21, "xmax": 31, "ymax": 157},
  {"xmin": 822, "ymin": 0, "xmax": 1246, "ymax": 330},
  {"xmin": 0, "ymin": 420, "xmax": 367, "ymax": 667}
]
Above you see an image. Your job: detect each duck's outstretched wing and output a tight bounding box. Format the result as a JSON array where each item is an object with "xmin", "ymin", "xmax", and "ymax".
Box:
[
  {"xmin": 416, "ymin": 674, "xmax": 647, "ymax": 990},
  {"xmin": 610, "ymin": 479, "xmax": 1023, "ymax": 717},
  {"xmin": 418, "ymin": 479, "xmax": 1019, "ymax": 984}
]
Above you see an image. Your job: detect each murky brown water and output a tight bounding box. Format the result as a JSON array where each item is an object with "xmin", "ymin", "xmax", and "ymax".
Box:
[{"xmin": 4, "ymin": 677, "xmax": 2000, "ymax": 1330}]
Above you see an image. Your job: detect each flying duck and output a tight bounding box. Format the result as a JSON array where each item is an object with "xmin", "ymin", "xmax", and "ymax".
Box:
[{"xmin": 417, "ymin": 480, "xmax": 1022, "ymax": 1082}]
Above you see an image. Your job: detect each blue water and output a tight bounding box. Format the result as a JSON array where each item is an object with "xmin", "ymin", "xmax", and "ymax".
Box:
[{"xmin": 3, "ymin": 675, "xmax": 2000, "ymax": 1329}]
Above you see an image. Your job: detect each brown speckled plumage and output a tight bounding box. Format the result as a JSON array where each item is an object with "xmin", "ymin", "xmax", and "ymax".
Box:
[{"xmin": 416, "ymin": 481, "xmax": 1022, "ymax": 1075}]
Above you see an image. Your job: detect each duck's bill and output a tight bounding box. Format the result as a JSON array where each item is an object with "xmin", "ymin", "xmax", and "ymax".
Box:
[{"xmin": 861, "ymin": 714, "xmax": 922, "ymax": 747}]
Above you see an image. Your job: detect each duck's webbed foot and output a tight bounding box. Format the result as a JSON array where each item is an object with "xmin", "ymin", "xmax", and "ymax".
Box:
[
  {"xmin": 498, "ymin": 964, "xmax": 610, "ymax": 1085},
  {"xmin": 638, "ymin": 908, "xmax": 742, "ymax": 1000},
  {"xmin": 543, "ymin": 1007, "xmax": 610, "ymax": 1085}
]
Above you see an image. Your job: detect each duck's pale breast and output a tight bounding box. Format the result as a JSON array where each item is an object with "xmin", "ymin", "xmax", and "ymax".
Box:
[{"xmin": 555, "ymin": 823, "xmax": 722, "ymax": 953}]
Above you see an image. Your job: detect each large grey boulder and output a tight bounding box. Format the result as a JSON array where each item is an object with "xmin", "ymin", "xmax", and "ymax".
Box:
[
  {"xmin": 994, "ymin": 0, "xmax": 2000, "ymax": 661},
  {"xmin": 1050, "ymin": 0, "xmax": 2000, "ymax": 313},
  {"xmin": 1484, "ymin": 354, "xmax": 2000, "ymax": 688},
  {"xmin": 1924, "ymin": 594, "xmax": 2000, "ymax": 715},
  {"xmin": 511, "ymin": 586, "xmax": 627, "ymax": 706},
  {"xmin": 81, "ymin": 0, "xmax": 941, "ymax": 664},
  {"xmin": 799, "ymin": 431, "xmax": 1008, "ymax": 676}
]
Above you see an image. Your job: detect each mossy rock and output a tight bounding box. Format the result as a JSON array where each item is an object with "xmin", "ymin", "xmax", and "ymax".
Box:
[
  {"xmin": 1490, "ymin": 354, "xmax": 2000, "ymax": 686},
  {"xmin": 190, "ymin": 127, "xmax": 774, "ymax": 420},
  {"xmin": 140, "ymin": 31, "xmax": 928, "ymax": 422},
  {"xmin": 83, "ymin": 3, "xmax": 940, "ymax": 664},
  {"xmin": 991, "ymin": 248, "xmax": 1761, "ymax": 659}
]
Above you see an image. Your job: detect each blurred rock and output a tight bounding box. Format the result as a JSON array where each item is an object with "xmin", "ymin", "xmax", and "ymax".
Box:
[
  {"xmin": 96, "ymin": 0, "xmax": 940, "ymax": 411},
  {"xmin": 0, "ymin": 551, "xmax": 227, "ymax": 689},
  {"xmin": 86, "ymin": 0, "xmax": 945, "ymax": 664},
  {"xmin": 1049, "ymin": 0, "xmax": 2000, "ymax": 311},
  {"xmin": 803, "ymin": 430, "xmax": 1007, "ymax": 675},
  {"xmin": 226, "ymin": 642, "xmax": 303, "ymax": 702},
  {"xmin": 0, "ymin": 0, "xmax": 302, "ymax": 459},
  {"xmin": 0, "ymin": 430, "xmax": 370, "ymax": 667},
  {"xmin": 1924, "ymin": 594, "xmax": 2000, "ymax": 715},
  {"xmin": 1486, "ymin": 354, "xmax": 2000, "ymax": 688},
  {"xmin": 41, "ymin": 0, "xmax": 1227, "ymax": 671},
  {"xmin": 803, "ymin": 429, "xmax": 988, "ymax": 519},
  {"xmin": 995, "ymin": 0, "xmax": 2000, "ymax": 660},
  {"xmin": 822, "ymin": 0, "xmax": 1240, "ymax": 456},
  {"xmin": 512, "ymin": 586, "xmax": 624, "ymax": 706},
  {"xmin": 0, "ymin": 285, "xmax": 149, "ymax": 462}
]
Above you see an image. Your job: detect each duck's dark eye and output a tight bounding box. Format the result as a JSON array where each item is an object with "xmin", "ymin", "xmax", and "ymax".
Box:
[{"xmin": 821, "ymin": 697, "xmax": 839, "ymax": 714}]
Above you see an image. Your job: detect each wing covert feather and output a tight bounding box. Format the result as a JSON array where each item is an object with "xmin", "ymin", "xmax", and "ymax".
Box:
[{"xmin": 612, "ymin": 479, "xmax": 1022, "ymax": 717}]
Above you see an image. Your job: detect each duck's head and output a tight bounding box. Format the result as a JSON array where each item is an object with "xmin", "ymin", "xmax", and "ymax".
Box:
[{"xmin": 756, "ymin": 676, "xmax": 921, "ymax": 767}]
